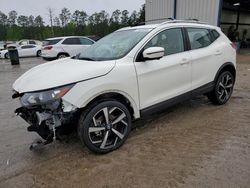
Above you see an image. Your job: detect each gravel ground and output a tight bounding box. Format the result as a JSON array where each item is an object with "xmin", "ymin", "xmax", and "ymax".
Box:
[{"xmin": 0, "ymin": 55, "xmax": 249, "ymax": 188}]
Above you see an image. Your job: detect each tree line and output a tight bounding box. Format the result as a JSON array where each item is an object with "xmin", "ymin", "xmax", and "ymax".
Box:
[{"xmin": 0, "ymin": 5, "xmax": 145, "ymax": 41}]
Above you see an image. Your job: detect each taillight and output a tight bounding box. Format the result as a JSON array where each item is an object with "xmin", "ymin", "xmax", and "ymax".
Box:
[
  {"xmin": 43, "ymin": 46, "xmax": 53, "ymax": 50},
  {"xmin": 230, "ymin": 43, "xmax": 237, "ymax": 50}
]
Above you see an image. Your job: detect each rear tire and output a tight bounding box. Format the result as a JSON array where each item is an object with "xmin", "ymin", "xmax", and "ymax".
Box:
[
  {"xmin": 78, "ymin": 100, "xmax": 132, "ymax": 154},
  {"xmin": 57, "ymin": 53, "xmax": 68, "ymax": 59},
  {"xmin": 207, "ymin": 71, "xmax": 235, "ymax": 105}
]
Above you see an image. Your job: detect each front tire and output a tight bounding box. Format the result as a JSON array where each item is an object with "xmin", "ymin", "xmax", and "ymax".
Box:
[
  {"xmin": 207, "ymin": 71, "xmax": 235, "ymax": 105},
  {"xmin": 78, "ymin": 100, "xmax": 132, "ymax": 154},
  {"xmin": 37, "ymin": 50, "xmax": 41, "ymax": 57},
  {"xmin": 5, "ymin": 52, "xmax": 9, "ymax": 59}
]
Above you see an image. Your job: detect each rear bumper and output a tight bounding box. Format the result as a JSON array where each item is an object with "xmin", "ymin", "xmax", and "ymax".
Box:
[{"xmin": 41, "ymin": 50, "xmax": 58, "ymax": 60}]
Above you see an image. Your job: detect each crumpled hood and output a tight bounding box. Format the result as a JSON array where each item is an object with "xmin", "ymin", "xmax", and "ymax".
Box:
[{"xmin": 13, "ymin": 58, "xmax": 116, "ymax": 93}]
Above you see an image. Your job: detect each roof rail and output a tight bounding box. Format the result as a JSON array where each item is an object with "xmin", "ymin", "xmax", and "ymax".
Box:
[{"xmin": 159, "ymin": 19, "xmax": 207, "ymax": 26}]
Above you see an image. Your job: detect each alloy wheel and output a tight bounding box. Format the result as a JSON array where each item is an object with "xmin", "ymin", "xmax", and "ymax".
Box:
[
  {"xmin": 88, "ymin": 106, "xmax": 129, "ymax": 150},
  {"xmin": 217, "ymin": 72, "xmax": 234, "ymax": 103}
]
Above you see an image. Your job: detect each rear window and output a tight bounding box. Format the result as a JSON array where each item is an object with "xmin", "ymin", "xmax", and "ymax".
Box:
[
  {"xmin": 86, "ymin": 36, "xmax": 101, "ymax": 41},
  {"xmin": 43, "ymin": 39, "xmax": 62, "ymax": 46},
  {"xmin": 29, "ymin": 40, "xmax": 36, "ymax": 45}
]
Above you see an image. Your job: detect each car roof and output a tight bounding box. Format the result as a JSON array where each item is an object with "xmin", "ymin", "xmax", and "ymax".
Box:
[
  {"xmin": 46, "ymin": 36, "xmax": 91, "ymax": 40},
  {"xmin": 18, "ymin": 39, "xmax": 40, "ymax": 41},
  {"xmin": 117, "ymin": 20, "xmax": 219, "ymax": 32},
  {"xmin": 117, "ymin": 24, "xmax": 159, "ymax": 31}
]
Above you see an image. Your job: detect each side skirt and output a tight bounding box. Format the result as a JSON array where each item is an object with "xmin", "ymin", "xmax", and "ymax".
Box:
[{"xmin": 140, "ymin": 82, "xmax": 214, "ymax": 118}]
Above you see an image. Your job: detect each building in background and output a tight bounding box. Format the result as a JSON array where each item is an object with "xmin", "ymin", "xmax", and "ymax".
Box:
[{"xmin": 146, "ymin": 0, "xmax": 250, "ymax": 46}]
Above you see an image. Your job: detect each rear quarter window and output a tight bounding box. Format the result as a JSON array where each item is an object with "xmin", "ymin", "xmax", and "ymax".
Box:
[{"xmin": 211, "ymin": 30, "xmax": 220, "ymax": 41}]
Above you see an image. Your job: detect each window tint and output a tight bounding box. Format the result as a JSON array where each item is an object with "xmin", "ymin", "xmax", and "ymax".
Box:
[
  {"xmin": 62, "ymin": 38, "xmax": 81, "ymax": 45},
  {"xmin": 211, "ymin": 30, "xmax": 220, "ymax": 41},
  {"xmin": 187, "ymin": 28, "xmax": 212, "ymax": 50},
  {"xmin": 79, "ymin": 38, "xmax": 94, "ymax": 45},
  {"xmin": 145, "ymin": 28, "xmax": 184, "ymax": 56},
  {"xmin": 21, "ymin": 45, "xmax": 35, "ymax": 49}
]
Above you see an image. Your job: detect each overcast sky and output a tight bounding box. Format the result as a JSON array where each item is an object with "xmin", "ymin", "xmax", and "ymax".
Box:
[{"xmin": 1, "ymin": 0, "xmax": 145, "ymax": 24}]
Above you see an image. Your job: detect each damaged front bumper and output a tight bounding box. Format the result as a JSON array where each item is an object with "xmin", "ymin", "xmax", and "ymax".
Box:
[{"xmin": 14, "ymin": 95, "xmax": 79, "ymax": 146}]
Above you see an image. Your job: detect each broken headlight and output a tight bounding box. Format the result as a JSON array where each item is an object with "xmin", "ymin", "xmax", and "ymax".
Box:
[{"xmin": 20, "ymin": 84, "xmax": 74, "ymax": 107}]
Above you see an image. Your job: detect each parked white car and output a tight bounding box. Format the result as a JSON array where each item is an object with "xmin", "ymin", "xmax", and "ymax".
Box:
[
  {"xmin": 13, "ymin": 20, "xmax": 236, "ymax": 154},
  {"xmin": 7, "ymin": 39, "xmax": 42, "ymax": 48},
  {"xmin": 0, "ymin": 44, "xmax": 42, "ymax": 59},
  {"xmin": 41, "ymin": 36, "xmax": 95, "ymax": 60}
]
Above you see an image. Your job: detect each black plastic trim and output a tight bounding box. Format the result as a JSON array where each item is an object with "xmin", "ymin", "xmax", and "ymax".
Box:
[
  {"xmin": 214, "ymin": 62, "xmax": 236, "ymax": 82},
  {"xmin": 182, "ymin": 28, "xmax": 191, "ymax": 51}
]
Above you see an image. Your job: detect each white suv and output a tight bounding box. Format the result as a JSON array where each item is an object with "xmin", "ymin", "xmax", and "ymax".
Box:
[
  {"xmin": 13, "ymin": 21, "xmax": 236, "ymax": 153},
  {"xmin": 41, "ymin": 36, "xmax": 95, "ymax": 60}
]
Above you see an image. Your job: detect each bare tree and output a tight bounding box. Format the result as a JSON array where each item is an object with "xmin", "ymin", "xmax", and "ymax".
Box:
[{"xmin": 47, "ymin": 7, "xmax": 54, "ymax": 35}]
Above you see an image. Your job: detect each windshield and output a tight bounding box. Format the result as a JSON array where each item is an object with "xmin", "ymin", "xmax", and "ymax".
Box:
[{"xmin": 78, "ymin": 29, "xmax": 151, "ymax": 61}]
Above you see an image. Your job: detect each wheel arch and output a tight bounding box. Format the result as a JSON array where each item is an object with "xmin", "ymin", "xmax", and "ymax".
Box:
[
  {"xmin": 4, "ymin": 52, "xmax": 9, "ymax": 59},
  {"xmin": 214, "ymin": 62, "xmax": 236, "ymax": 83},
  {"xmin": 80, "ymin": 91, "xmax": 140, "ymax": 120},
  {"xmin": 57, "ymin": 52, "xmax": 70, "ymax": 58}
]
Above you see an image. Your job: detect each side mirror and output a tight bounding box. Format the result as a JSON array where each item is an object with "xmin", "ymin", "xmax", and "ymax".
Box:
[{"xmin": 143, "ymin": 47, "xmax": 165, "ymax": 60}]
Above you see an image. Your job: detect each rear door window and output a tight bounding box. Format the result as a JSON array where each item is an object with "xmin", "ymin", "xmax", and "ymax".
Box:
[
  {"xmin": 187, "ymin": 28, "xmax": 212, "ymax": 50},
  {"xmin": 62, "ymin": 38, "xmax": 81, "ymax": 45}
]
